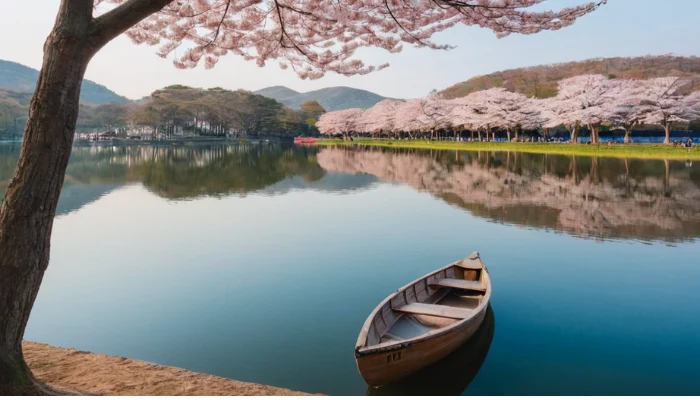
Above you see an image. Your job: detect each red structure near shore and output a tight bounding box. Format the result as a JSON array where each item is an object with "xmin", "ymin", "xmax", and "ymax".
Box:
[{"xmin": 294, "ymin": 137, "xmax": 317, "ymax": 144}]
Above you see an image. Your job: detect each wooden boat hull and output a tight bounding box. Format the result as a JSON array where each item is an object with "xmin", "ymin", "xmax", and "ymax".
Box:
[
  {"xmin": 367, "ymin": 305, "xmax": 495, "ymax": 396},
  {"xmin": 356, "ymin": 305, "xmax": 487, "ymax": 387},
  {"xmin": 354, "ymin": 252, "xmax": 492, "ymax": 387}
]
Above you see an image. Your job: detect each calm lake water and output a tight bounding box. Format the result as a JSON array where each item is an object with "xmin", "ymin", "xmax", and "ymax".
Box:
[{"xmin": 3, "ymin": 142, "xmax": 698, "ymax": 395}]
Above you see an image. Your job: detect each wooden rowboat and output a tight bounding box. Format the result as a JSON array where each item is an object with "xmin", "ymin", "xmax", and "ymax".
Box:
[
  {"xmin": 367, "ymin": 306, "xmax": 495, "ymax": 396},
  {"xmin": 355, "ymin": 252, "xmax": 492, "ymax": 387}
]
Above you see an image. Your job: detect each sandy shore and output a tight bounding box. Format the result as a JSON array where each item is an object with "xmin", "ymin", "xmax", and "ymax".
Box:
[{"xmin": 23, "ymin": 341, "xmax": 316, "ymax": 396}]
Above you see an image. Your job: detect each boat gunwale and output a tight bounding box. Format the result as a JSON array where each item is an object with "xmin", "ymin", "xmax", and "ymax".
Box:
[{"xmin": 355, "ymin": 252, "xmax": 491, "ymax": 357}]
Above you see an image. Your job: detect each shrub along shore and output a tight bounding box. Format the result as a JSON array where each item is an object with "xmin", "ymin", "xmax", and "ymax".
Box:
[{"xmin": 315, "ymin": 139, "xmax": 700, "ymax": 161}]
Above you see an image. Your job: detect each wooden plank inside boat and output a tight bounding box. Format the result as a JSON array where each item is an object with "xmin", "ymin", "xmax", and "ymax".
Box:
[
  {"xmin": 393, "ymin": 303, "xmax": 474, "ymax": 320},
  {"xmin": 456, "ymin": 259, "xmax": 483, "ymax": 270},
  {"xmin": 429, "ymin": 278, "xmax": 486, "ymax": 292}
]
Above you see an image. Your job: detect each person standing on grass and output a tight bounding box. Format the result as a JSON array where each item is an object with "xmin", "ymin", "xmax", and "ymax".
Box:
[{"xmin": 686, "ymin": 137, "xmax": 694, "ymax": 152}]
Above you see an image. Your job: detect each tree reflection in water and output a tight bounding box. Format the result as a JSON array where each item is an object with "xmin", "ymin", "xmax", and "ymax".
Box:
[
  {"xmin": 317, "ymin": 146, "xmax": 700, "ymax": 243},
  {"xmin": 0, "ymin": 143, "xmax": 327, "ymax": 213},
  {"xmin": 1, "ymin": 143, "xmax": 699, "ymax": 242}
]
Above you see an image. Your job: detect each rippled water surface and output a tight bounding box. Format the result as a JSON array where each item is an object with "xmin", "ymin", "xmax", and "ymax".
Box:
[{"xmin": 5, "ymin": 142, "xmax": 698, "ymax": 395}]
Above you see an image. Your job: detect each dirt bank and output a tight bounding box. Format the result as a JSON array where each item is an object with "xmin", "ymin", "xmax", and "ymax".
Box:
[{"xmin": 23, "ymin": 341, "xmax": 317, "ymax": 396}]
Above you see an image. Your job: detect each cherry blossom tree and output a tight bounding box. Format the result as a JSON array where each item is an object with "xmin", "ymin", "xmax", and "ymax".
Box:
[
  {"xmin": 508, "ymin": 97, "xmax": 554, "ymax": 141},
  {"xmin": 476, "ymin": 88, "xmax": 534, "ymax": 141},
  {"xmin": 554, "ymin": 74, "xmax": 615, "ymax": 144},
  {"xmin": 315, "ymin": 111, "xmax": 341, "ymax": 136},
  {"xmin": 525, "ymin": 97, "xmax": 559, "ymax": 139},
  {"xmin": 455, "ymin": 90, "xmax": 496, "ymax": 140},
  {"xmin": 356, "ymin": 99, "xmax": 404, "ymax": 137},
  {"xmin": 604, "ymin": 79, "xmax": 654, "ymax": 143},
  {"xmin": 316, "ymin": 108, "xmax": 364, "ymax": 136},
  {"xmin": 420, "ymin": 96, "xmax": 457, "ymax": 139},
  {"xmin": 636, "ymin": 77, "xmax": 700, "ymax": 144},
  {"xmin": 447, "ymin": 92, "xmax": 489, "ymax": 141},
  {"xmin": 0, "ymin": 0, "xmax": 604, "ymax": 394},
  {"xmin": 393, "ymin": 99, "xmax": 428, "ymax": 138}
]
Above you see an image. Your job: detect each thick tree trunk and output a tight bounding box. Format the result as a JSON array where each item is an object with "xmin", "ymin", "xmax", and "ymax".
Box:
[
  {"xmin": 624, "ymin": 129, "xmax": 630, "ymax": 144},
  {"xmin": 0, "ymin": 4, "xmax": 100, "ymax": 395},
  {"xmin": 594, "ymin": 126, "xmax": 600, "ymax": 144},
  {"xmin": 663, "ymin": 123, "xmax": 671, "ymax": 144},
  {"xmin": 506, "ymin": 127, "xmax": 511, "ymax": 142}
]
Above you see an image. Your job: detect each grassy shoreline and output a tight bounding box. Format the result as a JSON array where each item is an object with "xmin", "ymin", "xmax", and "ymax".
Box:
[{"xmin": 315, "ymin": 139, "xmax": 700, "ymax": 161}]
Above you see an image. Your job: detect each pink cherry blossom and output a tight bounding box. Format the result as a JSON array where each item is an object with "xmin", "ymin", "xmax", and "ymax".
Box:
[
  {"xmin": 316, "ymin": 108, "xmax": 364, "ymax": 135},
  {"xmin": 355, "ymin": 99, "xmax": 404, "ymax": 134},
  {"xmin": 636, "ymin": 77, "xmax": 700, "ymax": 143},
  {"xmin": 316, "ymin": 73, "xmax": 699, "ymax": 145},
  {"xmin": 94, "ymin": 0, "xmax": 603, "ymax": 79}
]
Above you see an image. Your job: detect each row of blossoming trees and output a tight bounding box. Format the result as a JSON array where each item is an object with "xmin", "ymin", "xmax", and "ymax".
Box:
[{"xmin": 317, "ymin": 75, "xmax": 700, "ymax": 144}]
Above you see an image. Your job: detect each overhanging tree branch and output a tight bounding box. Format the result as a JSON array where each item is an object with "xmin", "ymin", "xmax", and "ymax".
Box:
[{"xmin": 91, "ymin": 0, "xmax": 173, "ymax": 47}]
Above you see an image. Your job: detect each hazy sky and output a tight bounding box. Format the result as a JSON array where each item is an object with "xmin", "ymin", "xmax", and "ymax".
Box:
[{"xmin": 1, "ymin": 0, "xmax": 699, "ymax": 100}]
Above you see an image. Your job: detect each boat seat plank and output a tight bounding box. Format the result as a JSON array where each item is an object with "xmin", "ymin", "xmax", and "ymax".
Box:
[
  {"xmin": 393, "ymin": 303, "xmax": 473, "ymax": 320},
  {"xmin": 456, "ymin": 260, "xmax": 483, "ymax": 270},
  {"xmin": 429, "ymin": 278, "xmax": 486, "ymax": 292}
]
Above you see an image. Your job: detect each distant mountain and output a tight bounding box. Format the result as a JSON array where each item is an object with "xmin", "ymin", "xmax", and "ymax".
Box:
[
  {"xmin": 261, "ymin": 172, "xmax": 377, "ymax": 195},
  {"xmin": 56, "ymin": 183, "xmax": 123, "ymax": 216},
  {"xmin": 254, "ymin": 85, "xmax": 387, "ymax": 111},
  {"xmin": 439, "ymin": 55, "xmax": 700, "ymax": 99},
  {"xmin": 0, "ymin": 59, "xmax": 130, "ymax": 104},
  {"xmin": 255, "ymin": 86, "xmax": 300, "ymax": 100}
]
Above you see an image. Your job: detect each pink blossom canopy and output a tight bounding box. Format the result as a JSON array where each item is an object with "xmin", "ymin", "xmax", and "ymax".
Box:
[
  {"xmin": 315, "ymin": 75, "xmax": 700, "ymax": 136},
  {"xmin": 94, "ymin": 0, "xmax": 603, "ymax": 79}
]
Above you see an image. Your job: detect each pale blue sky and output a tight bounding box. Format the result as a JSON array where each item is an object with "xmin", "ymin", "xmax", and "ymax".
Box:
[{"xmin": 0, "ymin": 0, "xmax": 698, "ymax": 99}]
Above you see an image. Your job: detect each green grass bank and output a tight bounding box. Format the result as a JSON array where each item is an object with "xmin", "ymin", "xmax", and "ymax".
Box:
[{"xmin": 315, "ymin": 139, "xmax": 700, "ymax": 161}]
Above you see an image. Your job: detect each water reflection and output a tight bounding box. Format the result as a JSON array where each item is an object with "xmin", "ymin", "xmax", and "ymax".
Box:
[
  {"xmin": 317, "ymin": 146, "xmax": 700, "ymax": 243},
  {"xmin": 367, "ymin": 306, "xmax": 495, "ymax": 396},
  {"xmin": 0, "ymin": 143, "xmax": 374, "ymax": 215},
  {"xmin": 2, "ymin": 143, "xmax": 700, "ymax": 242},
  {"xmin": 12, "ymin": 143, "xmax": 700, "ymax": 394}
]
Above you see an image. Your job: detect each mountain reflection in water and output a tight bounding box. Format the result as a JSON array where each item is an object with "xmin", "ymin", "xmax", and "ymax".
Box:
[
  {"xmin": 0, "ymin": 143, "xmax": 374, "ymax": 215},
  {"xmin": 317, "ymin": 146, "xmax": 700, "ymax": 243},
  {"xmin": 1, "ymin": 143, "xmax": 699, "ymax": 242}
]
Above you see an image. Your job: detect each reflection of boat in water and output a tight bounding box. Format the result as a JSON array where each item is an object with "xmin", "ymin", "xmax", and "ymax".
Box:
[
  {"xmin": 367, "ymin": 305, "xmax": 495, "ymax": 396},
  {"xmin": 355, "ymin": 252, "xmax": 491, "ymax": 386}
]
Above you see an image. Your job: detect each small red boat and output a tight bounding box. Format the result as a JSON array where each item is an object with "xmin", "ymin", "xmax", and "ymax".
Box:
[{"xmin": 294, "ymin": 137, "xmax": 317, "ymax": 144}]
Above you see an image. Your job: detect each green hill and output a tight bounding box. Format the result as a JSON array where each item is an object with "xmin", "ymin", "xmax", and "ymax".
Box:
[
  {"xmin": 254, "ymin": 86, "xmax": 387, "ymax": 111},
  {"xmin": 0, "ymin": 59, "xmax": 130, "ymax": 104},
  {"xmin": 254, "ymin": 85, "xmax": 300, "ymax": 100},
  {"xmin": 439, "ymin": 55, "xmax": 700, "ymax": 99}
]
